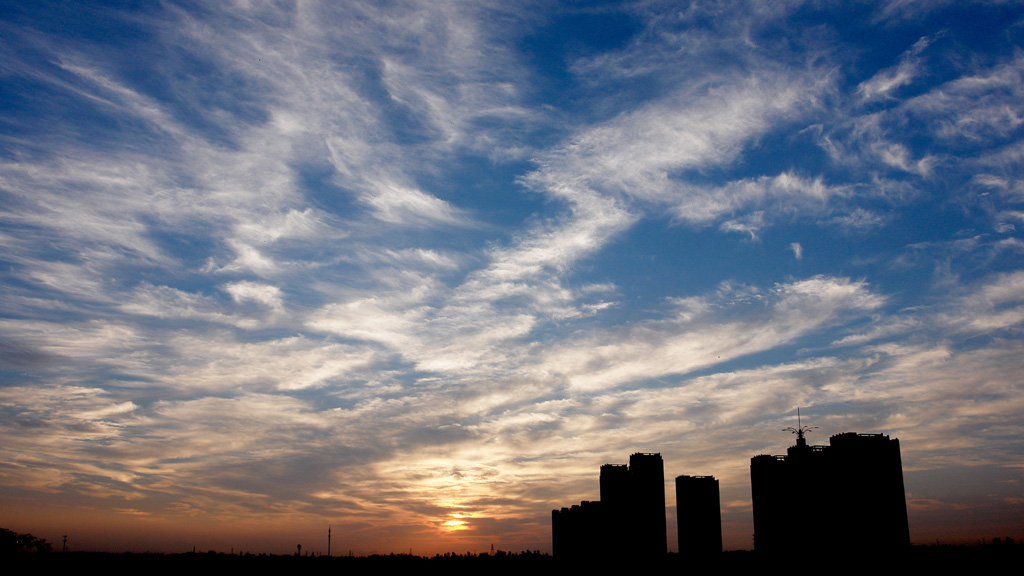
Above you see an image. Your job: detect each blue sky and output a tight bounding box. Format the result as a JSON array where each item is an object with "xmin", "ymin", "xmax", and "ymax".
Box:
[{"xmin": 1, "ymin": 0, "xmax": 1023, "ymax": 554}]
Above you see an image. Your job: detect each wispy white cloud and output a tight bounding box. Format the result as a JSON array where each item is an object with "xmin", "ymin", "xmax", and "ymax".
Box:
[
  {"xmin": 361, "ymin": 179, "xmax": 465, "ymax": 227},
  {"xmin": 540, "ymin": 276, "xmax": 884, "ymax": 391},
  {"xmin": 223, "ymin": 281, "xmax": 284, "ymax": 311},
  {"xmin": 672, "ymin": 172, "xmax": 846, "ymax": 234},
  {"xmin": 942, "ymin": 271, "xmax": 1024, "ymax": 333},
  {"xmin": 872, "ymin": 0, "xmax": 957, "ymax": 22},
  {"xmin": 857, "ymin": 35, "xmax": 934, "ymax": 102},
  {"xmin": 121, "ymin": 283, "xmax": 249, "ymax": 327},
  {"xmin": 790, "ymin": 242, "xmax": 803, "ymax": 260},
  {"xmin": 525, "ymin": 73, "xmax": 829, "ymax": 203},
  {"xmin": 905, "ymin": 53, "xmax": 1024, "ymax": 143},
  {"xmin": 824, "ymin": 46, "xmax": 1024, "ymax": 183}
]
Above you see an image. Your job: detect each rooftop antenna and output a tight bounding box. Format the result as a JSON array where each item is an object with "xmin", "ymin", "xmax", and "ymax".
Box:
[{"xmin": 783, "ymin": 407, "xmax": 817, "ymax": 446}]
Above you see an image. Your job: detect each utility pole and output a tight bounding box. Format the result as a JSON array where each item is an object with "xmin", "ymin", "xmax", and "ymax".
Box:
[{"xmin": 327, "ymin": 526, "xmax": 331, "ymax": 557}]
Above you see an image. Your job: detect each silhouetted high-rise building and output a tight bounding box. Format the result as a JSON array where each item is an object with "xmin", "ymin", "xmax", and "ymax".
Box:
[
  {"xmin": 552, "ymin": 453, "xmax": 667, "ymax": 559},
  {"xmin": 629, "ymin": 453, "xmax": 667, "ymax": 556},
  {"xmin": 599, "ymin": 463, "xmax": 631, "ymax": 554},
  {"xmin": 675, "ymin": 474, "xmax": 722, "ymax": 556},
  {"xmin": 750, "ymin": 431, "xmax": 910, "ymax": 553}
]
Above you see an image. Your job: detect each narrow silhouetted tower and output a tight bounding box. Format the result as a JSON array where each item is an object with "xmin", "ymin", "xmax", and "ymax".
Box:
[
  {"xmin": 600, "ymin": 463, "xmax": 631, "ymax": 555},
  {"xmin": 629, "ymin": 452, "xmax": 667, "ymax": 556},
  {"xmin": 676, "ymin": 474, "xmax": 722, "ymax": 556}
]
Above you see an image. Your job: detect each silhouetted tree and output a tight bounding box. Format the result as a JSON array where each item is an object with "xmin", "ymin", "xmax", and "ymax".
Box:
[{"xmin": 0, "ymin": 528, "xmax": 52, "ymax": 554}]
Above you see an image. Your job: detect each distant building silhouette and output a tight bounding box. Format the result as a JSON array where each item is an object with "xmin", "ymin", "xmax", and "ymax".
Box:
[
  {"xmin": 599, "ymin": 463, "xmax": 630, "ymax": 554},
  {"xmin": 629, "ymin": 453, "xmax": 667, "ymax": 556},
  {"xmin": 750, "ymin": 431, "xmax": 910, "ymax": 553},
  {"xmin": 599, "ymin": 464, "xmax": 630, "ymax": 507},
  {"xmin": 551, "ymin": 500, "xmax": 607, "ymax": 558},
  {"xmin": 552, "ymin": 453, "xmax": 667, "ymax": 559},
  {"xmin": 675, "ymin": 474, "xmax": 722, "ymax": 556}
]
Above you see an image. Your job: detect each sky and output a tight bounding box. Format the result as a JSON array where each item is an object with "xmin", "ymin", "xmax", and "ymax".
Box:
[{"xmin": 1, "ymin": 0, "xmax": 1023, "ymax": 555}]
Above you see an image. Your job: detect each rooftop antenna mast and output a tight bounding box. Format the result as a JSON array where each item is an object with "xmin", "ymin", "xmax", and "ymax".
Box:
[{"xmin": 783, "ymin": 407, "xmax": 817, "ymax": 446}]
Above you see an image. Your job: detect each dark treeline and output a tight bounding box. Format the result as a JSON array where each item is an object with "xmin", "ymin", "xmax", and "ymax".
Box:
[
  {"xmin": 1, "ymin": 528, "xmax": 52, "ymax": 554},
  {"xmin": 7, "ymin": 545, "xmax": 1022, "ymax": 573}
]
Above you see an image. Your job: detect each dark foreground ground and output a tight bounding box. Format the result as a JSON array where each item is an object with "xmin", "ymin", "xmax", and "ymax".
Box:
[{"xmin": 9, "ymin": 544, "xmax": 1023, "ymax": 573}]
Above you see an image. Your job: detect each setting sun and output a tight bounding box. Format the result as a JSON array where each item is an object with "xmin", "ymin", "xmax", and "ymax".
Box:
[{"xmin": 443, "ymin": 514, "xmax": 469, "ymax": 531}]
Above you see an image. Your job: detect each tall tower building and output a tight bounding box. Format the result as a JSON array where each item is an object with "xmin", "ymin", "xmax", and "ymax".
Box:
[
  {"xmin": 827, "ymin": 432, "xmax": 910, "ymax": 550},
  {"xmin": 600, "ymin": 463, "xmax": 631, "ymax": 555},
  {"xmin": 629, "ymin": 453, "xmax": 667, "ymax": 556},
  {"xmin": 675, "ymin": 474, "xmax": 722, "ymax": 556},
  {"xmin": 750, "ymin": 431, "xmax": 910, "ymax": 553}
]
